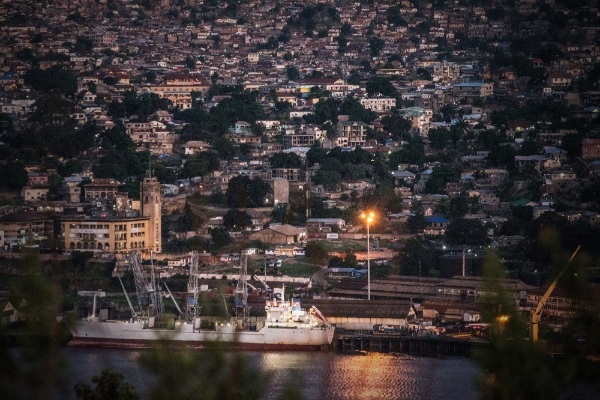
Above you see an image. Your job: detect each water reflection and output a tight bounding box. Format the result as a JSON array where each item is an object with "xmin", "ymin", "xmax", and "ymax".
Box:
[{"xmin": 62, "ymin": 348, "xmax": 479, "ymax": 400}]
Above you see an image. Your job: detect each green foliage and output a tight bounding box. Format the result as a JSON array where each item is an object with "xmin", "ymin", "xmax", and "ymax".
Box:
[
  {"xmin": 179, "ymin": 202, "xmax": 203, "ymax": 232},
  {"xmin": 366, "ymin": 77, "xmax": 397, "ymax": 97},
  {"xmin": 445, "ymin": 218, "xmax": 490, "ymax": 246},
  {"xmin": 369, "ymin": 37, "xmax": 385, "ymax": 57},
  {"xmin": 339, "ymin": 98, "xmax": 377, "ymax": 124},
  {"xmin": 328, "ymin": 254, "xmax": 358, "ymax": 269},
  {"xmin": 306, "ymin": 143, "xmax": 328, "ymax": 167},
  {"xmin": 269, "ymin": 152, "xmax": 301, "ymax": 168},
  {"xmin": 108, "ymin": 91, "xmax": 171, "ymax": 120},
  {"xmin": 223, "ymin": 209, "xmax": 252, "ymax": 231},
  {"xmin": 210, "ymin": 227, "xmax": 232, "ymax": 249},
  {"xmin": 306, "ymin": 98, "xmax": 340, "ymax": 124},
  {"xmin": 336, "ymin": 35, "xmax": 348, "ymax": 54},
  {"xmin": 487, "ymin": 143, "xmax": 516, "ymax": 168},
  {"xmin": 362, "ymin": 183, "xmax": 403, "ymax": 214},
  {"xmin": 24, "ymin": 67, "xmax": 77, "ymax": 96},
  {"xmin": 407, "ymin": 200, "xmax": 427, "ymax": 233},
  {"xmin": 152, "ymin": 163, "xmax": 177, "ymax": 184},
  {"xmin": 75, "ymin": 369, "xmax": 139, "ymax": 400},
  {"xmin": 0, "ymin": 161, "xmax": 28, "ymax": 190},
  {"xmin": 139, "ymin": 344, "xmax": 267, "ymax": 400},
  {"xmin": 0, "ymin": 251, "xmax": 75, "ymax": 399},
  {"xmin": 428, "ymin": 128, "xmax": 452, "ymax": 150},
  {"xmin": 424, "ymin": 164, "xmax": 461, "ymax": 194},
  {"xmin": 474, "ymin": 252, "xmax": 584, "ymax": 400},
  {"xmin": 381, "ymin": 114, "xmax": 412, "ymax": 140},
  {"xmin": 312, "ymin": 169, "xmax": 342, "ymax": 191},
  {"xmin": 182, "ymin": 152, "xmax": 220, "ymax": 178},
  {"xmin": 226, "ymin": 176, "xmax": 271, "ymax": 208},
  {"xmin": 286, "ymin": 66, "xmax": 300, "ymax": 80},
  {"xmin": 400, "ymin": 238, "xmax": 442, "ymax": 277},
  {"xmin": 303, "ymin": 241, "xmax": 328, "ymax": 265},
  {"xmin": 271, "ymin": 204, "xmax": 293, "ymax": 224},
  {"xmin": 387, "ymin": 6, "xmax": 408, "ymax": 26},
  {"xmin": 388, "ymin": 136, "xmax": 426, "ymax": 167}
]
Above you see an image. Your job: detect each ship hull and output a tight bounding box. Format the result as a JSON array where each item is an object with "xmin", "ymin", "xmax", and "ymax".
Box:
[{"xmin": 69, "ymin": 320, "xmax": 335, "ymax": 351}]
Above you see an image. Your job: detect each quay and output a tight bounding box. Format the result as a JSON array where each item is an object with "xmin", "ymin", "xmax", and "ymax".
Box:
[{"xmin": 333, "ymin": 332, "xmax": 488, "ymax": 357}]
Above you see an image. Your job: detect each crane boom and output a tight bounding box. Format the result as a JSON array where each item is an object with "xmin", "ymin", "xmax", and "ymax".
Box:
[
  {"xmin": 118, "ymin": 276, "xmax": 136, "ymax": 317},
  {"xmin": 531, "ymin": 246, "xmax": 580, "ymax": 341}
]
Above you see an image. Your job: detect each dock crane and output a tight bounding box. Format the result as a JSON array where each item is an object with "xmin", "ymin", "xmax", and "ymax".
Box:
[{"xmin": 531, "ymin": 246, "xmax": 580, "ymax": 342}]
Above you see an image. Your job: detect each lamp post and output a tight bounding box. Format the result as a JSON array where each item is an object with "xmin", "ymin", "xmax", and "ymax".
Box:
[{"xmin": 360, "ymin": 212, "xmax": 375, "ymax": 300}]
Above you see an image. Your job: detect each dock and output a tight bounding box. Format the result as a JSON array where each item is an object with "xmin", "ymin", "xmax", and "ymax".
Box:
[{"xmin": 333, "ymin": 332, "xmax": 488, "ymax": 357}]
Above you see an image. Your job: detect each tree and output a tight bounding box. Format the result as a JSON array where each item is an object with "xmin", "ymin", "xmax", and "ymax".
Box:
[
  {"xmin": 226, "ymin": 176, "xmax": 271, "ymax": 208},
  {"xmin": 339, "ymin": 98, "xmax": 377, "ymax": 124},
  {"xmin": 75, "ymin": 369, "xmax": 139, "ymax": 400},
  {"xmin": 305, "ymin": 241, "xmax": 329, "ymax": 264},
  {"xmin": 336, "ymin": 35, "xmax": 348, "ymax": 54},
  {"xmin": 312, "ymin": 170, "xmax": 342, "ymax": 191},
  {"xmin": 366, "ymin": 77, "xmax": 397, "ymax": 97},
  {"xmin": 407, "ymin": 201, "xmax": 427, "ymax": 233},
  {"xmin": 185, "ymin": 56, "xmax": 196, "ymax": 70},
  {"xmin": 400, "ymin": 238, "xmax": 442, "ymax": 277},
  {"xmin": 138, "ymin": 344, "xmax": 267, "ymax": 400},
  {"xmin": 445, "ymin": 218, "xmax": 490, "ymax": 246},
  {"xmin": 179, "ymin": 202, "xmax": 203, "ymax": 232},
  {"xmin": 223, "ymin": 209, "xmax": 252, "ymax": 231},
  {"xmin": 211, "ymin": 227, "xmax": 232, "ymax": 249},
  {"xmin": 269, "ymin": 152, "xmax": 301, "ymax": 168},
  {"xmin": 182, "ymin": 152, "xmax": 221, "ymax": 178},
  {"xmin": 307, "ymin": 143, "xmax": 328, "ymax": 167},
  {"xmin": 286, "ymin": 66, "xmax": 300, "ymax": 80},
  {"xmin": 428, "ymin": 128, "xmax": 452, "ymax": 150},
  {"xmin": 425, "ymin": 164, "xmax": 460, "ymax": 194},
  {"xmin": 341, "ymin": 22, "xmax": 353, "ymax": 35},
  {"xmin": 0, "ymin": 161, "xmax": 28, "ymax": 190},
  {"xmin": 24, "ymin": 67, "xmax": 77, "ymax": 96},
  {"xmin": 381, "ymin": 114, "xmax": 412, "ymax": 140},
  {"xmin": 448, "ymin": 195, "xmax": 469, "ymax": 219},
  {"xmin": 103, "ymin": 76, "xmax": 118, "ymax": 86},
  {"xmin": 369, "ymin": 37, "xmax": 385, "ymax": 57}
]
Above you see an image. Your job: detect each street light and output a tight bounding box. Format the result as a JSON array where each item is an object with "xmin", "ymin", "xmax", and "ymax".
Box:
[{"xmin": 360, "ymin": 211, "xmax": 375, "ymax": 300}]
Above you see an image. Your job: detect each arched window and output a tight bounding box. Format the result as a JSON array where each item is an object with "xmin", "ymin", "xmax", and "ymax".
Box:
[
  {"xmin": 104, "ymin": 243, "xmax": 110, "ymax": 250},
  {"xmin": 76, "ymin": 242, "xmax": 82, "ymax": 249},
  {"xmin": 83, "ymin": 242, "xmax": 89, "ymax": 249},
  {"xmin": 70, "ymin": 242, "xmax": 75, "ymax": 249},
  {"xmin": 97, "ymin": 243, "xmax": 103, "ymax": 249}
]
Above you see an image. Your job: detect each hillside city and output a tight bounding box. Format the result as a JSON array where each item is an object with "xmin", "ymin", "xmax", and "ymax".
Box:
[{"xmin": 0, "ymin": 0, "xmax": 599, "ymax": 350}]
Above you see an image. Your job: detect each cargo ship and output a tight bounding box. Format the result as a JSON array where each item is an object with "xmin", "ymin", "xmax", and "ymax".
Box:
[{"xmin": 69, "ymin": 251, "xmax": 334, "ymax": 350}]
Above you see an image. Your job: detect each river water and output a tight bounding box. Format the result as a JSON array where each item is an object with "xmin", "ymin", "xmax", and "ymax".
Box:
[{"xmin": 61, "ymin": 348, "xmax": 481, "ymax": 400}]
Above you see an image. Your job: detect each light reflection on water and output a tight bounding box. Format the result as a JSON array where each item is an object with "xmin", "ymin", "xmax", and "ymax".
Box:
[{"xmin": 62, "ymin": 348, "xmax": 480, "ymax": 400}]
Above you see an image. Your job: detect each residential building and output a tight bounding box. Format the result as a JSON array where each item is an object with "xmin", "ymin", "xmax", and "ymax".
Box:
[
  {"xmin": 0, "ymin": 212, "xmax": 55, "ymax": 248},
  {"xmin": 335, "ymin": 121, "xmax": 369, "ymax": 148},
  {"xmin": 582, "ymin": 139, "xmax": 600, "ymax": 159},
  {"xmin": 248, "ymin": 224, "xmax": 306, "ymax": 244},
  {"xmin": 360, "ymin": 97, "xmax": 396, "ymax": 112}
]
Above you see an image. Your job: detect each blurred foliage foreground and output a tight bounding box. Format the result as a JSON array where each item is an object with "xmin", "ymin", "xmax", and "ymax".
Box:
[
  {"xmin": 2, "ymin": 245, "xmax": 600, "ymax": 399},
  {"xmin": 0, "ymin": 251, "xmax": 304, "ymax": 400},
  {"xmin": 474, "ymin": 230, "xmax": 600, "ymax": 400}
]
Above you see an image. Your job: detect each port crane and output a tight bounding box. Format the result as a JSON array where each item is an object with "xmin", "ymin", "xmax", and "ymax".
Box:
[
  {"xmin": 185, "ymin": 251, "xmax": 201, "ymax": 322},
  {"xmin": 531, "ymin": 246, "xmax": 580, "ymax": 342},
  {"xmin": 235, "ymin": 250, "xmax": 251, "ymax": 328},
  {"xmin": 127, "ymin": 251, "xmax": 164, "ymax": 327}
]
